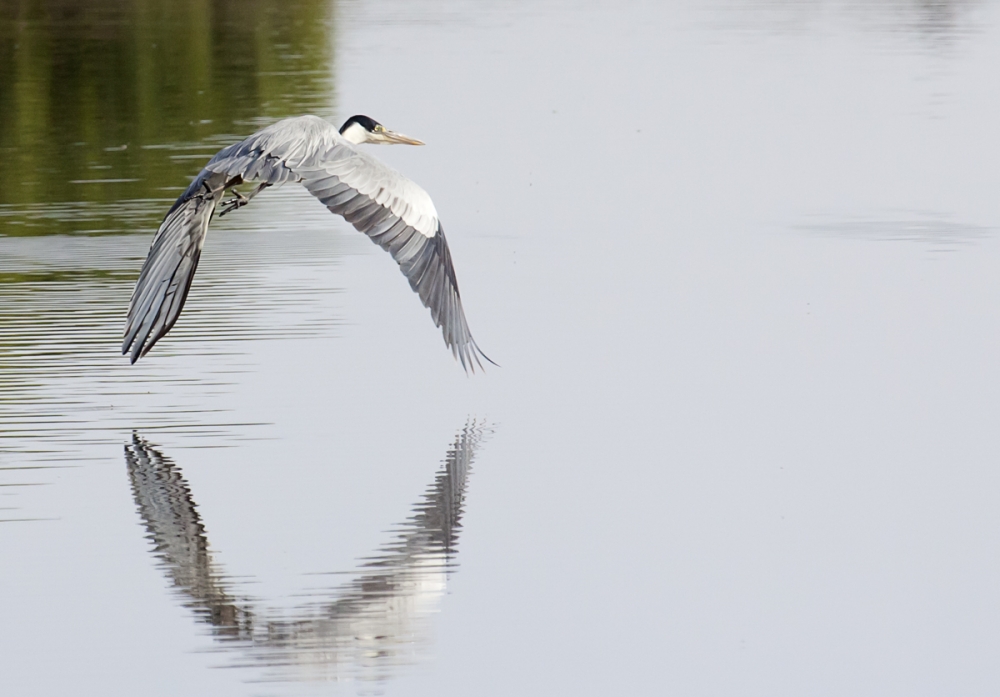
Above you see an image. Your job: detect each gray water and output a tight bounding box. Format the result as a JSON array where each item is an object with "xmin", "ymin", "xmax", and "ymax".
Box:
[{"xmin": 3, "ymin": 1, "xmax": 1000, "ymax": 695}]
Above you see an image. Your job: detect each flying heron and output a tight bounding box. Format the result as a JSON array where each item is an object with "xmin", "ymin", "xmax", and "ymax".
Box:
[{"xmin": 122, "ymin": 115, "xmax": 493, "ymax": 371}]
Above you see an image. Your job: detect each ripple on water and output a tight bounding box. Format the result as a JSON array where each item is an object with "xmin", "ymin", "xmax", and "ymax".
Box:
[
  {"xmin": 794, "ymin": 211, "xmax": 996, "ymax": 250},
  {"xmin": 0, "ymin": 186, "xmax": 352, "ymax": 508}
]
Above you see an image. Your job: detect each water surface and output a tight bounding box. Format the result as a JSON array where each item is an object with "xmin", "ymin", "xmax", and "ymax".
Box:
[{"xmin": 3, "ymin": 1, "xmax": 1000, "ymax": 695}]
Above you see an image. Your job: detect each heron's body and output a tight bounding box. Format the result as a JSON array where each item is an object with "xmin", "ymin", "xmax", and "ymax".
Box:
[{"xmin": 123, "ymin": 115, "xmax": 491, "ymax": 371}]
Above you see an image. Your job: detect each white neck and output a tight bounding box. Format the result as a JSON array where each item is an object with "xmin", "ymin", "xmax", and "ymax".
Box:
[{"xmin": 341, "ymin": 122, "xmax": 371, "ymax": 145}]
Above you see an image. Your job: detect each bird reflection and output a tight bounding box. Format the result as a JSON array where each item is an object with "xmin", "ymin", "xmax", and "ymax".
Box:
[{"xmin": 125, "ymin": 422, "xmax": 486, "ymax": 686}]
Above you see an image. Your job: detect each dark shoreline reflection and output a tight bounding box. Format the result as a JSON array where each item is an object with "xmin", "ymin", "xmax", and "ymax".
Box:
[
  {"xmin": 0, "ymin": 0, "xmax": 336, "ymax": 235},
  {"xmin": 125, "ymin": 422, "xmax": 488, "ymax": 687}
]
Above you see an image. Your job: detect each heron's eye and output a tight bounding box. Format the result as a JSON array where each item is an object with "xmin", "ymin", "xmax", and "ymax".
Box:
[{"xmin": 374, "ymin": 124, "xmax": 385, "ymax": 132}]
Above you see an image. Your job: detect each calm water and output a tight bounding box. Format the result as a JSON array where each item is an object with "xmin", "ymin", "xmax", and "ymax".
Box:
[{"xmin": 3, "ymin": 1, "xmax": 1000, "ymax": 695}]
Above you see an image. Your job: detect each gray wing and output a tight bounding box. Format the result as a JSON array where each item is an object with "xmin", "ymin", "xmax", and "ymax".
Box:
[
  {"xmin": 122, "ymin": 169, "xmax": 231, "ymax": 363},
  {"xmin": 205, "ymin": 116, "xmax": 493, "ymax": 371},
  {"xmin": 123, "ymin": 129, "xmax": 305, "ymax": 363}
]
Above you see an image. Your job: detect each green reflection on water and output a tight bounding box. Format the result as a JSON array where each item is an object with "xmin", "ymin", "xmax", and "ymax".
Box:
[{"xmin": 0, "ymin": 0, "xmax": 337, "ymax": 235}]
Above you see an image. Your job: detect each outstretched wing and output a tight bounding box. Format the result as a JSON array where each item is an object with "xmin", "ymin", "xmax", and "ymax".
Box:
[
  {"xmin": 205, "ymin": 115, "xmax": 493, "ymax": 371},
  {"xmin": 123, "ymin": 129, "xmax": 306, "ymax": 363},
  {"xmin": 122, "ymin": 170, "xmax": 229, "ymax": 363}
]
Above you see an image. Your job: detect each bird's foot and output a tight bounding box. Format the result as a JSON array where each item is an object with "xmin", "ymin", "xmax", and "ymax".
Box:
[{"xmin": 218, "ymin": 190, "xmax": 249, "ymax": 217}]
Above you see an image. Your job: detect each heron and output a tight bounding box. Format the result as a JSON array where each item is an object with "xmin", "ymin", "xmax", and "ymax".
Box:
[{"xmin": 122, "ymin": 114, "xmax": 493, "ymax": 371}]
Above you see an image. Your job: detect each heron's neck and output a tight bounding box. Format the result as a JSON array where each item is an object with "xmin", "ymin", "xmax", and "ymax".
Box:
[{"xmin": 340, "ymin": 122, "xmax": 370, "ymax": 145}]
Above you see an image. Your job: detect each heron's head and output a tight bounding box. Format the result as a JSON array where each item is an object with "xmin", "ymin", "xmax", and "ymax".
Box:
[{"xmin": 339, "ymin": 115, "xmax": 425, "ymax": 146}]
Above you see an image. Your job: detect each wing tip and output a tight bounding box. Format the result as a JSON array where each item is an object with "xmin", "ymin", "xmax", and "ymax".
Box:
[
  {"xmin": 122, "ymin": 340, "xmax": 142, "ymax": 364},
  {"xmin": 122, "ymin": 326, "xmax": 156, "ymax": 364},
  {"xmin": 457, "ymin": 338, "xmax": 498, "ymax": 375}
]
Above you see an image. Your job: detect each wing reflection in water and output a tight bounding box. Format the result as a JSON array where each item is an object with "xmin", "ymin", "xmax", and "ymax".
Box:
[{"xmin": 125, "ymin": 422, "xmax": 487, "ymax": 687}]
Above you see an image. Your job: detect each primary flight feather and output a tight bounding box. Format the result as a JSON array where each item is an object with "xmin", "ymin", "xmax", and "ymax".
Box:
[{"xmin": 123, "ymin": 115, "xmax": 492, "ymax": 372}]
